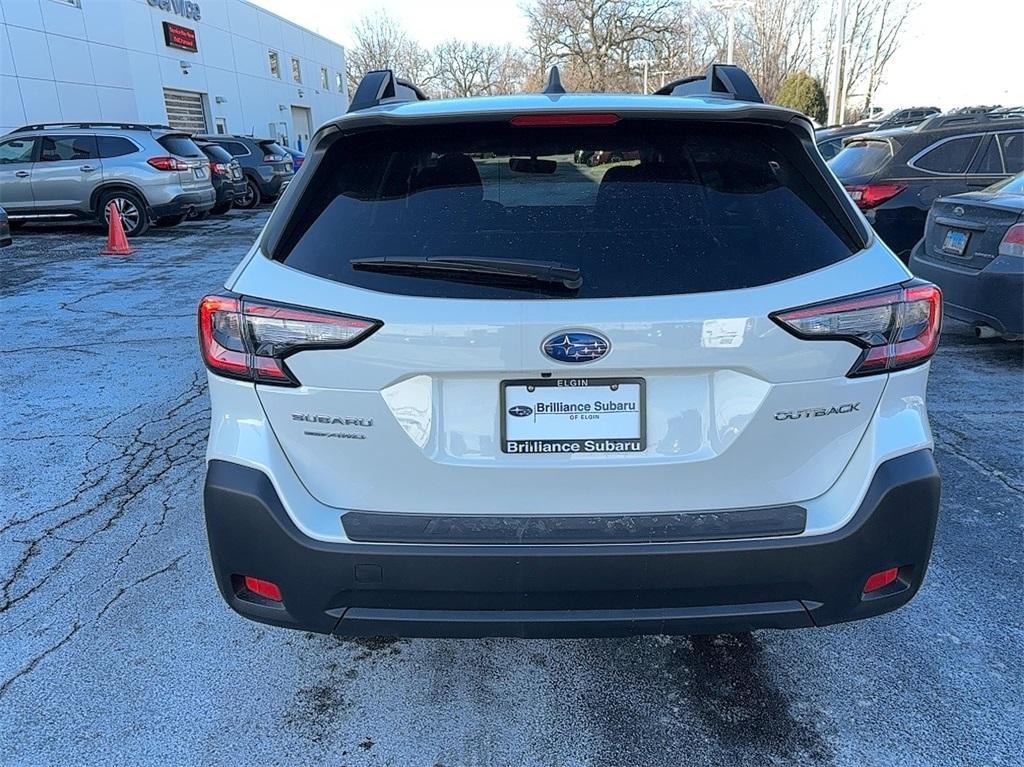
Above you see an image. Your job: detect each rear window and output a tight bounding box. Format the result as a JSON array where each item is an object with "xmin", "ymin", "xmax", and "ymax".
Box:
[
  {"xmin": 259, "ymin": 141, "xmax": 286, "ymax": 157},
  {"xmin": 273, "ymin": 120, "xmax": 861, "ymax": 299},
  {"xmin": 200, "ymin": 143, "xmax": 234, "ymax": 163},
  {"xmin": 829, "ymin": 139, "xmax": 893, "ymax": 179},
  {"xmin": 157, "ymin": 134, "xmax": 204, "ymax": 157}
]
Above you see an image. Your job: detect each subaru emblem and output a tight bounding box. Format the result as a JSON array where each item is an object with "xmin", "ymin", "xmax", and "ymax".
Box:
[
  {"xmin": 542, "ymin": 331, "xmax": 610, "ymax": 364},
  {"xmin": 508, "ymin": 405, "xmax": 533, "ymax": 417}
]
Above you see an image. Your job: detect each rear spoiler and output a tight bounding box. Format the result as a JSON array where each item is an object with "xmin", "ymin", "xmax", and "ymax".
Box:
[
  {"xmin": 348, "ymin": 70, "xmax": 429, "ymax": 113},
  {"xmin": 654, "ymin": 64, "xmax": 764, "ymax": 104}
]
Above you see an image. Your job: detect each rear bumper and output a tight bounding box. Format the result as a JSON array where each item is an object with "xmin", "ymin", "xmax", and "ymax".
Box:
[
  {"xmin": 254, "ymin": 170, "xmax": 293, "ymax": 197},
  {"xmin": 213, "ymin": 179, "xmax": 246, "ymax": 205},
  {"xmin": 150, "ymin": 188, "xmax": 216, "ymax": 218},
  {"xmin": 910, "ymin": 241, "xmax": 1024, "ymax": 335},
  {"xmin": 203, "ymin": 450, "xmax": 940, "ymax": 638}
]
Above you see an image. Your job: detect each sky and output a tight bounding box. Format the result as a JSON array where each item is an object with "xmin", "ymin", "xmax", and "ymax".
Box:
[{"xmin": 247, "ymin": 0, "xmax": 1023, "ymax": 110}]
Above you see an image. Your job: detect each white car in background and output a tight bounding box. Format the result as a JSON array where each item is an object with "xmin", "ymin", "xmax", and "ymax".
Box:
[{"xmin": 199, "ymin": 65, "xmax": 942, "ymax": 639}]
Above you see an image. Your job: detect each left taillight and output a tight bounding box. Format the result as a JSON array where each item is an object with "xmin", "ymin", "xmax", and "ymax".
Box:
[
  {"xmin": 771, "ymin": 281, "xmax": 942, "ymax": 377},
  {"xmin": 198, "ymin": 294, "xmax": 381, "ymax": 386},
  {"xmin": 844, "ymin": 183, "xmax": 906, "ymax": 210}
]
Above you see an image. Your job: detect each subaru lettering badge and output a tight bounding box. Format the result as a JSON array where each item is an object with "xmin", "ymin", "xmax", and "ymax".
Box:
[
  {"xmin": 508, "ymin": 405, "xmax": 533, "ymax": 417},
  {"xmin": 542, "ymin": 330, "xmax": 610, "ymax": 364}
]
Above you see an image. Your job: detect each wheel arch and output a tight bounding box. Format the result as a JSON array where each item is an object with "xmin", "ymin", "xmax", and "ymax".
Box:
[{"xmin": 90, "ymin": 182, "xmax": 150, "ymax": 216}]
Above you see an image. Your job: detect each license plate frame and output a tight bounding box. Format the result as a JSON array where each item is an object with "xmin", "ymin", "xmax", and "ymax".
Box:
[
  {"xmin": 942, "ymin": 229, "xmax": 969, "ymax": 255},
  {"xmin": 500, "ymin": 377, "xmax": 646, "ymax": 455}
]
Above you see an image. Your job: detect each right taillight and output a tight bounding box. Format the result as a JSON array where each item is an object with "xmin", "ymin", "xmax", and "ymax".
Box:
[
  {"xmin": 844, "ymin": 183, "xmax": 906, "ymax": 210},
  {"xmin": 198, "ymin": 294, "xmax": 381, "ymax": 386},
  {"xmin": 998, "ymin": 222, "xmax": 1024, "ymax": 257},
  {"xmin": 771, "ymin": 281, "xmax": 942, "ymax": 377}
]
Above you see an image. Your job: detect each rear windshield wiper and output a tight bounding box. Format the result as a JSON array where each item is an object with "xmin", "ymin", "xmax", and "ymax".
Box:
[{"xmin": 350, "ymin": 256, "xmax": 583, "ymax": 290}]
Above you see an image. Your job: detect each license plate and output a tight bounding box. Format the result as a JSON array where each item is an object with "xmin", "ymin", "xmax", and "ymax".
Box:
[
  {"xmin": 193, "ymin": 167, "xmax": 207, "ymax": 179},
  {"xmin": 501, "ymin": 377, "xmax": 645, "ymax": 454},
  {"xmin": 942, "ymin": 229, "xmax": 969, "ymax": 255}
]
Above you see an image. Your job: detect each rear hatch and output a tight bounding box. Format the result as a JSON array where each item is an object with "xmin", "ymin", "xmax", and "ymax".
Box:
[
  {"xmin": 157, "ymin": 133, "xmax": 211, "ymax": 190},
  {"xmin": 231, "ymin": 114, "xmax": 911, "ymax": 515},
  {"xmin": 923, "ymin": 189, "xmax": 1024, "ymax": 270},
  {"xmin": 258, "ymin": 140, "xmax": 293, "ymax": 176}
]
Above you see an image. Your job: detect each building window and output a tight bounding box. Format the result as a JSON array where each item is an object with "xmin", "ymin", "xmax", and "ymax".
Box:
[
  {"xmin": 320, "ymin": 67, "xmax": 329, "ymax": 90},
  {"xmin": 291, "ymin": 57, "xmax": 302, "ymax": 83},
  {"xmin": 215, "ymin": 118, "xmax": 228, "ymax": 135},
  {"xmin": 335, "ymin": 72, "xmax": 343, "ymax": 93},
  {"xmin": 268, "ymin": 50, "xmax": 280, "ymax": 78}
]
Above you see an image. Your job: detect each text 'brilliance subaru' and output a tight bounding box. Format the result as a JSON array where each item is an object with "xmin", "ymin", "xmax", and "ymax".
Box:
[{"xmin": 199, "ymin": 65, "xmax": 942, "ymax": 639}]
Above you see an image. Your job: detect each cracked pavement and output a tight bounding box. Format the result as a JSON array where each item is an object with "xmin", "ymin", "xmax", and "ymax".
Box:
[{"xmin": 1, "ymin": 210, "xmax": 1021, "ymax": 766}]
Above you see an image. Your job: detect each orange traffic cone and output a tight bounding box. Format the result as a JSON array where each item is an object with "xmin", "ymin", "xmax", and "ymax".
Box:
[{"xmin": 101, "ymin": 201, "xmax": 135, "ymax": 256}]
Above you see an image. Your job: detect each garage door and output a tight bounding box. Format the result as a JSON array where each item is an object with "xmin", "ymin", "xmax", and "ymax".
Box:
[{"xmin": 163, "ymin": 89, "xmax": 208, "ymax": 132}]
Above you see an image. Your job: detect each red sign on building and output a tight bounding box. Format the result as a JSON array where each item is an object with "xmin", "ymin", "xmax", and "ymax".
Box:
[{"xmin": 163, "ymin": 22, "xmax": 198, "ymax": 53}]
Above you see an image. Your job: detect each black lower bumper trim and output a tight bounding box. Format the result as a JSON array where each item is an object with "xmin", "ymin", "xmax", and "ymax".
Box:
[
  {"xmin": 341, "ymin": 505, "xmax": 806, "ymax": 544},
  {"xmin": 203, "ymin": 450, "xmax": 940, "ymax": 638},
  {"xmin": 332, "ymin": 601, "xmax": 813, "ymax": 639}
]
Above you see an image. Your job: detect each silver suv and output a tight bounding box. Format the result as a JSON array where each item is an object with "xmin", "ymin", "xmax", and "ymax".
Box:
[{"xmin": 0, "ymin": 123, "xmax": 216, "ymax": 236}]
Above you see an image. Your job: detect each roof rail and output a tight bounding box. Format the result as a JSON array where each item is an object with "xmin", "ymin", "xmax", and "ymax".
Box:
[
  {"xmin": 654, "ymin": 63, "xmax": 764, "ymax": 104},
  {"xmin": 348, "ymin": 69, "xmax": 429, "ymax": 113},
  {"xmin": 916, "ymin": 111, "xmax": 1024, "ymax": 131},
  {"xmin": 9, "ymin": 122, "xmax": 173, "ymax": 133}
]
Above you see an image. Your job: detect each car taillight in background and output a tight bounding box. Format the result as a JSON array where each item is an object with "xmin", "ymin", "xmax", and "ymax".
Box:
[
  {"xmin": 844, "ymin": 183, "xmax": 907, "ymax": 210},
  {"xmin": 209, "ymin": 162, "xmax": 230, "ymax": 176},
  {"xmin": 998, "ymin": 223, "xmax": 1024, "ymax": 257},
  {"xmin": 198, "ymin": 294, "xmax": 381, "ymax": 386},
  {"xmin": 147, "ymin": 156, "xmax": 191, "ymax": 171},
  {"xmin": 772, "ymin": 281, "xmax": 942, "ymax": 377},
  {"xmin": 264, "ymin": 153, "xmax": 284, "ymax": 162}
]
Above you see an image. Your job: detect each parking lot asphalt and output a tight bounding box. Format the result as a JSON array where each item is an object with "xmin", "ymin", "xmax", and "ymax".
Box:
[{"xmin": 0, "ymin": 210, "xmax": 1021, "ymax": 767}]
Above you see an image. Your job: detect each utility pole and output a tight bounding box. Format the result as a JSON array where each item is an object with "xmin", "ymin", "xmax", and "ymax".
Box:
[
  {"xmin": 634, "ymin": 58, "xmax": 655, "ymax": 93},
  {"xmin": 828, "ymin": 0, "xmax": 847, "ymax": 125},
  {"xmin": 713, "ymin": 1, "xmax": 747, "ymax": 66}
]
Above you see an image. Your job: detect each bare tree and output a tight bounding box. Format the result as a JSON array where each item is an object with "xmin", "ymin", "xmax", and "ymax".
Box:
[
  {"xmin": 818, "ymin": 0, "xmax": 913, "ymax": 116},
  {"xmin": 346, "ymin": 11, "xmax": 434, "ymax": 95},
  {"xmin": 431, "ymin": 41, "xmax": 528, "ymax": 97},
  {"xmin": 522, "ymin": 0, "xmax": 677, "ymax": 91}
]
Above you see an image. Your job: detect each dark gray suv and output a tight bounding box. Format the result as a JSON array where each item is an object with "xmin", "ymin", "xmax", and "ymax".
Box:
[
  {"xmin": 195, "ymin": 135, "xmax": 294, "ymax": 209},
  {"xmin": 0, "ymin": 123, "xmax": 216, "ymax": 236}
]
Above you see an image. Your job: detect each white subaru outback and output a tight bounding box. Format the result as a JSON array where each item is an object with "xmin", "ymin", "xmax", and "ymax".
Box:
[{"xmin": 199, "ymin": 65, "xmax": 942, "ymax": 638}]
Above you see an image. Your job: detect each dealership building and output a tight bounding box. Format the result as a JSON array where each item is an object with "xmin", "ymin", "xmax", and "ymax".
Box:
[{"xmin": 0, "ymin": 0, "xmax": 348, "ymax": 147}]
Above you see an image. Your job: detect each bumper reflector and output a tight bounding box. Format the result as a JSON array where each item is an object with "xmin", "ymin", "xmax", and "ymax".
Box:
[
  {"xmin": 863, "ymin": 567, "xmax": 900, "ymax": 593},
  {"xmin": 243, "ymin": 575, "xmax": 283, "ymax": 602}
]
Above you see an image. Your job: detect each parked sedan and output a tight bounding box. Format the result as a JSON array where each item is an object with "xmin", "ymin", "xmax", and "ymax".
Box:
[
  {"xmin": 909, "ymin": 172, "xmax": 1024, "ymax": 339},
  {"xmin": 0, "ymin": 206, "xmax": 11, "ymax": 247}
]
